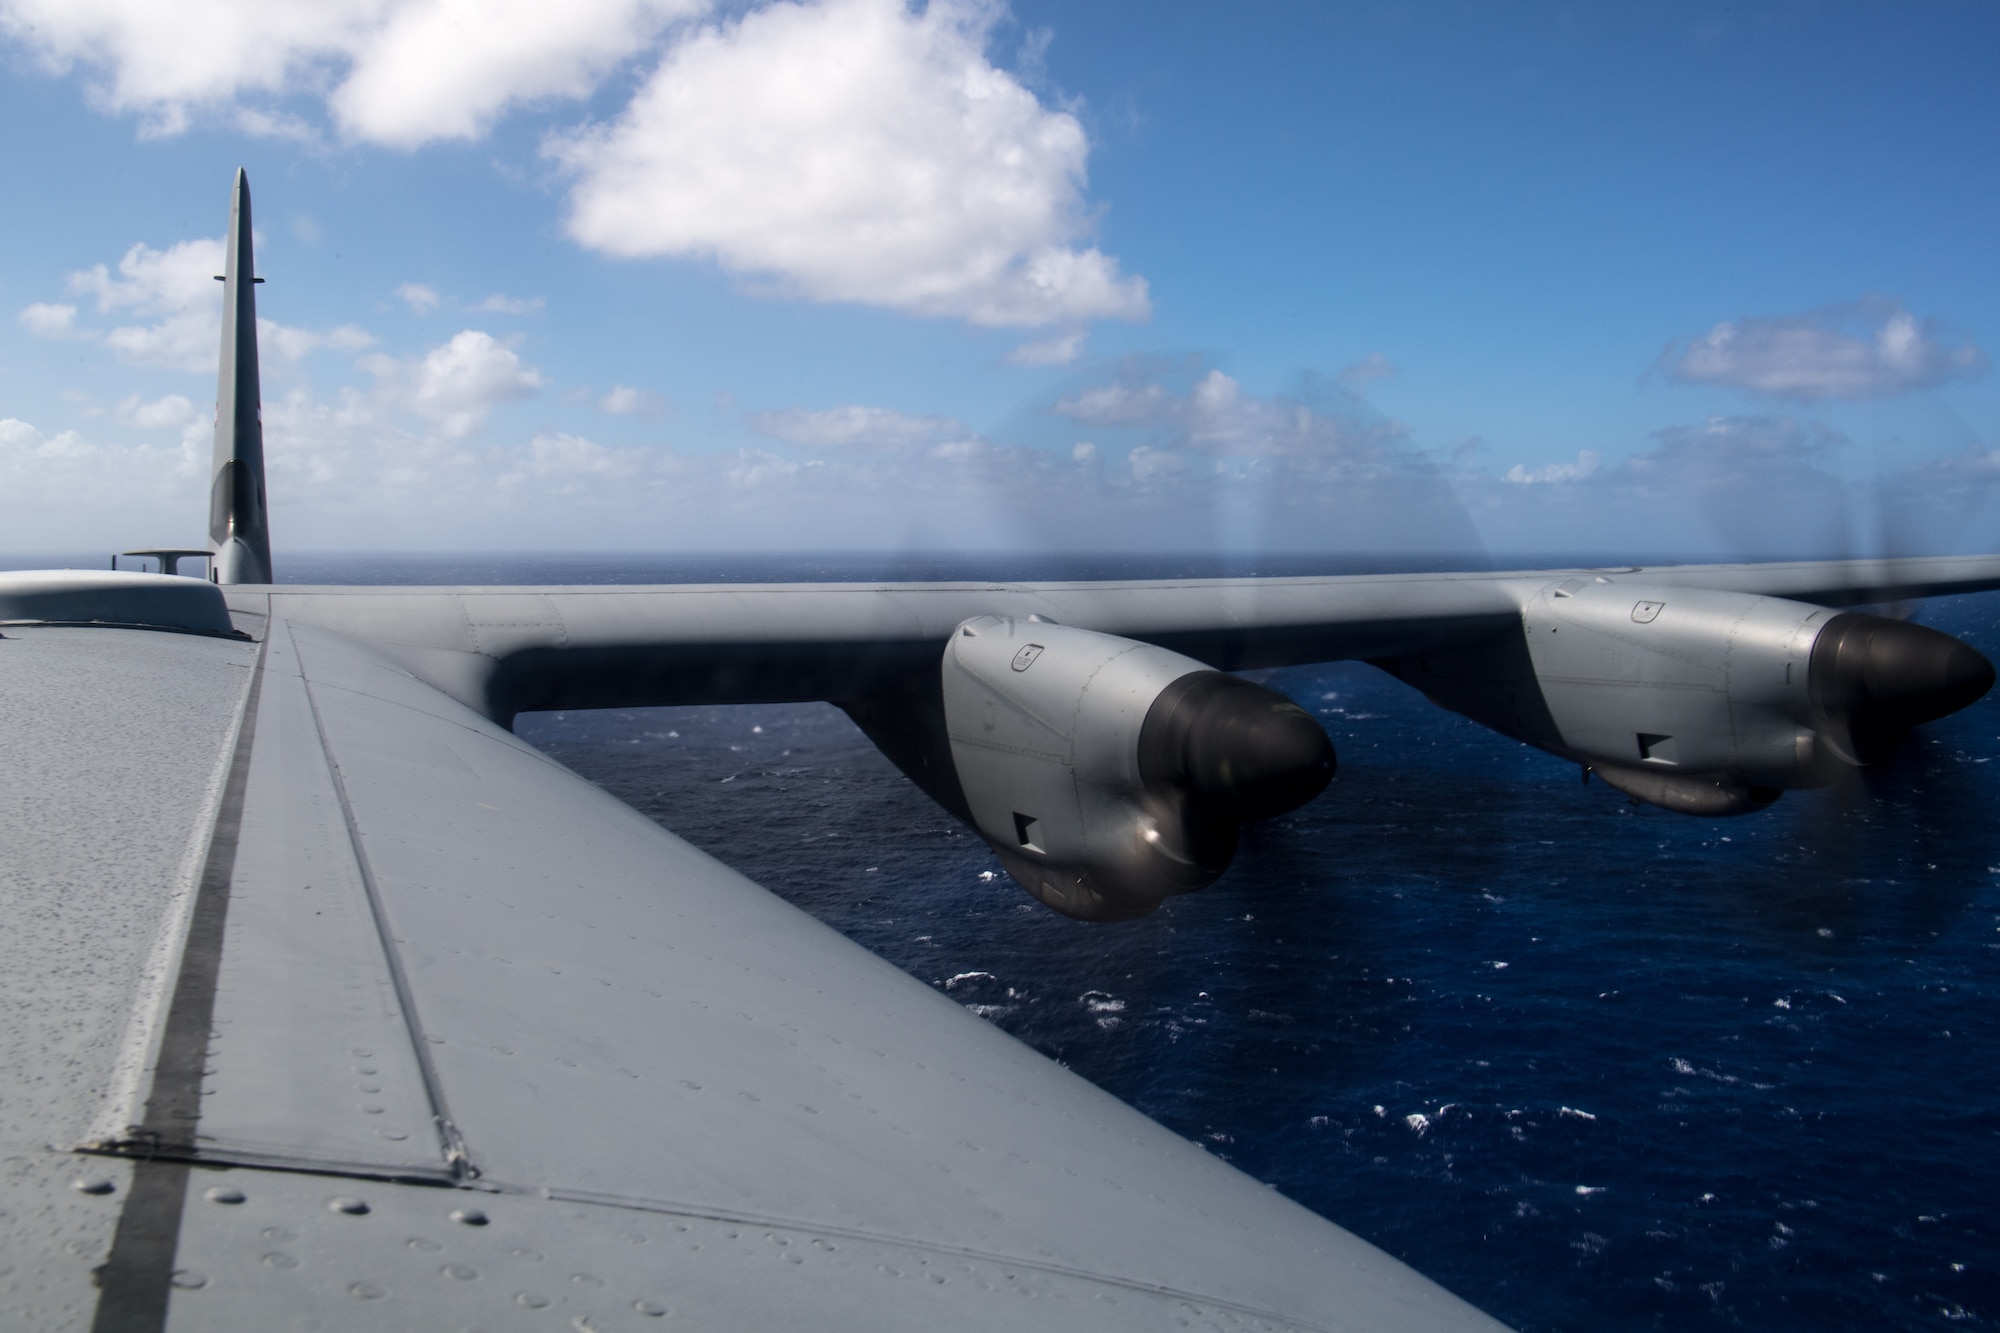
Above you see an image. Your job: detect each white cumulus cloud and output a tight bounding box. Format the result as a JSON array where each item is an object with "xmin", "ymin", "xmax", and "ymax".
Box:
[
  {"xmin": 1052, "ymin": 380, "xmax": 1170, "ymax": 426},
  {"xmin": 363, "ymin": 330, "xmax": 543, "ymax": 438},
  {"xmin": 598, "ymin": 385, "xmax": 664, "ymax": 417},
  {"xmin": 0, "ymin": 416, "xmax": 204, "ymax": 535},
  {"xmin": 396, "ymin": 283, "xmax": 542, "ymax": 317},
  {"xmin": 750, "ymin": 403, "xmax": 975, "ymax": 452},
  {"xmin": 261, "ymin": 322, "xmax": 376, "ymax": 361},
  {"xmin": 1463, "ymin": 415, "xmax": 1869, "ymax": 558},
  {"xmin": 1504, "ymin": 450, "xmax": 1600, "ymax": 484},
  {"xmin": 395, "ymin": 282, "xmax": 443, "ymax": 314},
  {"xmin": 551, "ymin": 0, "xmax": 1149, "ymax": 329},
  {"xmin": 1663, "ymin": 298, "xmax": 1987, "ymax": 401},
  {"xmin": 5, "ymin": 0, "xmax": 1145, "ymax": 334},
  {"xmin": 18, "ymin": 302, "xmax": 80, "ymax": 338},
  {"xmin": 1056, "ymin": 366, "xmax": 1401, "ymax": 461},
  {"xmin": 1336, "ymin": 351, "xmax": 1397, "ymax": 392},
  {"xmin": 22, "ymin": 234, "xmax": 370, "ymax": 371},
  {"xmin": 0, "ymin": 0, "xmax": 703, "ymax": 144},
  {"xmin": 69, "ymin": 237, "xmax": 227, "ymax": 371},
  {"xmin": 116, "ymin": 394, "xmax": 198, "ymax": 430},
  {"xmin": 330, "ymin": 0, "xmax": 704, "ymax": 147},
  {"xmin": 498, "ymin": 431, "xmax": 668, "ymax": 491},
  {"xmin": 1004, "ymin": 329, "xmax": 1087, "ymax": 367},
  {"xmin": 469, "ymin": 293, "xmax": 544, "ymax": 315}
]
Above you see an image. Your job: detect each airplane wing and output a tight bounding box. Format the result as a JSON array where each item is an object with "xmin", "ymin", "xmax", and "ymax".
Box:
[
  {"xmin": 14, "ymin": 168, "xmax": 2000, "ymax": 1332},
  {"xmin": 12, "ymin": 556, "xmax": 2000, "ymax": 1330},
  {"xmin": 230, "ymin": 552, "xmax": 2000, "ymax": 724},
  {"xmin": 2, "ymin": 595, "xmax": 1508, "ymax": 1331}
]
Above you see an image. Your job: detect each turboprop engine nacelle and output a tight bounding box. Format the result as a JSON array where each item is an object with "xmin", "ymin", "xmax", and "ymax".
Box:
[
  {"xmin": 1524, "ymin": 580, "xmax": 1833, "ymax": 810},
  {"xmin": 1386, "ymin": 575, "xmax": 1993, "ymax": 816},
  {"xmin": 942, "ymin": 617, "xmax": 1335, "ymax": 921}
]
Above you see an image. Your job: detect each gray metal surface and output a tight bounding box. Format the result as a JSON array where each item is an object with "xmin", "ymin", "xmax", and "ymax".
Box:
[
  {"xmin": 165, "ymin": 1163, "xmax": 1381, "ymax": 1331},
  {"xmin": 0, "ymin": 615, "xmax": 1506, "ymax": 1329},
  {"xmin": 1601, "ymin": 554, "xmax": 2000, "ymax": 605},
  {"xmin": 0, "ymin": 627, "xmax": 255, "ymax": 1331},
  {"xmin": 189, "ymin": 624, "xmax": 446, "ymax": 1176},
  {"xmin": 10, "ymin": 568, "xmax": 1995, "ymax": 1325},
  {"xmin": 943, "ymin": 615, "xmax": 1209, "ymax": 866},
  {"xmin": 230, "ymin": 617, "xmax": 1502, "ymax": 1329},
  {"xmin": 227, "ymin": 555, "xmax": 2000, "ymax": 725},
  {"xmin": 1519, "ymin": 580, "xmax": 1830, "ymax": 778},
  {"xmin": 0, "ymin": 571, "xmax": 236, "ymax": 635}
]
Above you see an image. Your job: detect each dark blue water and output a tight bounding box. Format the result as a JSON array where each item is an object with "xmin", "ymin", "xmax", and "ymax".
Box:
[{"xmin": 304, "ymin": 555, "xmax": 2000, "ymax": 1331}]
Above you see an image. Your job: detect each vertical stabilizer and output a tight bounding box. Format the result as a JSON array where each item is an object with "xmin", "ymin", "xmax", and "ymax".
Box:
[{"xmin": 209, "ymin": 168, "xmax": 272, "ymax": 585}]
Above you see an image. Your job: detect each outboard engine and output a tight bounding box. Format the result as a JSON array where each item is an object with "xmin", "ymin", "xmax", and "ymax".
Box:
[
  {"xmin": 1381, "ymin": 575, "xmax": 1993, "ymax": 815},
  {"xmin": 939, "ymin": 617, "xmax": 1334, "ymax": 920}
]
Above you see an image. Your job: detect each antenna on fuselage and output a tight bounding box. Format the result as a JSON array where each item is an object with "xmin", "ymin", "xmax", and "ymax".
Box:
[{"xmin": 208, "ymin": 167, "xmax": 272, "ymax": 585}]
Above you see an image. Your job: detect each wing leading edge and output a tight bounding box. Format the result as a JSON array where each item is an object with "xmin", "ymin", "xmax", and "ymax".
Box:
[{"xmin": 217, "ymin": 554, "xmax": 2000, "ymax": 726}]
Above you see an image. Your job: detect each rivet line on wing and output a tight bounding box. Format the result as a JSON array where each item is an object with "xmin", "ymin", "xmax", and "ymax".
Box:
[{"xmin": 288, "ymin": 621, "xmax": 480, "ymax": 1182}]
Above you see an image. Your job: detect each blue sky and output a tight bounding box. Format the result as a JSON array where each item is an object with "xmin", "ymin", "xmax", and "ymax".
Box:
[{"xmin": 0, "ymin": 0, "xmax": 1995, "ymax": 559}]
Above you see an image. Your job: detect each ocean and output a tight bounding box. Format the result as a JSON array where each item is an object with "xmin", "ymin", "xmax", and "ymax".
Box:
[{"xmin": 289, "ymin": 554, "xmax": 1998, "ymax": 1331}]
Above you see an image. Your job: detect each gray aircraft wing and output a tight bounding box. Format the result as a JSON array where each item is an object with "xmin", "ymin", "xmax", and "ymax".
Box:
[
  {"xmin": 1, "ymin": 598, "xmax": 1507, "ymax": 1332},
  {"xmin": 239, "ymin": 552, "xmax": 2000, "ymax": 723},
  {"xmin": 12, "ymin": 556, "xmax": 1999, "ymax": 1331},
  {"xmin": 14, "ymin": 168, "xmax": 2000, "ymax": 1333}
]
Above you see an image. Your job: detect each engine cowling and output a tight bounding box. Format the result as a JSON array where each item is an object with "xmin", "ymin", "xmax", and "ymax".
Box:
[
  {"xmin": 1383, "ymin": 575, "xmax": 1994, "ymax": 815},
  {"xmin": 942, "ymin": 616, "xmax": 1335, "ymax": 920},
  {"xmin": 1523, "ymin": 581, "xmax": 1828, "ymax": 806}
]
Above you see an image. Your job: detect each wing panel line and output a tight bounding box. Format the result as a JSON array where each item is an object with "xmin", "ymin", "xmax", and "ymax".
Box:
[
  {"xmin": 516, "ymin": 1182, "xmax": 1373, "ymax": 1333},
  {"xmin": 289, "ymin": 621, "xmax": 478, "ymax": 1181},
  {"xmin": 90, "ymin": 633, "xmax": 269, "ymax": 1333}
]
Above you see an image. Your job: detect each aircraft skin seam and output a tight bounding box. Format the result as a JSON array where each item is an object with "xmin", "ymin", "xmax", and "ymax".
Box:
[
  {"xmin": 74, "ymin": 1142, "xmax": 464, "ymax": 1190},
  {"xmin": 0, "ymin": 619, "xmax": 249, "ymax": 639},
  {"xmin": 75, "ymin": 1148, "xmax": 1349, "ymax": 1331},
  {"xmin": 500, "ymin": 1182, "xmax": 1361, "ymax": 1331},
  {"xmin": 89, "ymin": 632, "xmax": 270, "ymax": 1333},
  {"xmin": 289, "ymin": 619, "xmax": 481, "ymax": 1183}
]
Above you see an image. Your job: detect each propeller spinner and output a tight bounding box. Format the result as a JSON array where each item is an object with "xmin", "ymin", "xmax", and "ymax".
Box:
[{"xmin": 1809, "ymin": 611, "xmax": 1996, "ymax": 765}]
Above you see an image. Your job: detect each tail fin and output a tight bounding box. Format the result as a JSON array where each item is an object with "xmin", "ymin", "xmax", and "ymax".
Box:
[{"xmin": 209, "ymin": 168, "xmax": 272, "ymax": 585}]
